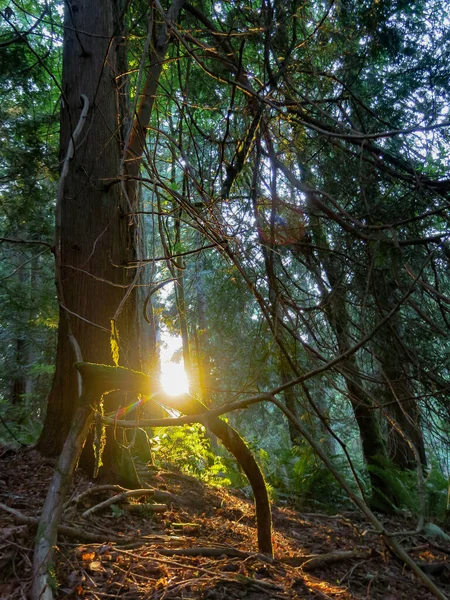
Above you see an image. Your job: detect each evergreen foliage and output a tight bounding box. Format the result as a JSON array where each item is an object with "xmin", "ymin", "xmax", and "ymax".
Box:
[{"xmin": 1, "ymin": 0, "xmax": 450, "ymax": 514}]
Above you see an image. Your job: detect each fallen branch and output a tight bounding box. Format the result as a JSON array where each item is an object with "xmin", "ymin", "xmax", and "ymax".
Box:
[
  {"xmin": 118, "ymin": 547, "xmax": 272, "ymax": 576},
  {"xmin": 65, "ymin": 483, "xmax": 176, "ymax": 510},
  {"xmin": 64, "ymin": 484, "xmax": 128, "ymax": 509},
  {"xmin": 155, "ymin": 546, "xmax": 272, "ymax": 562},
  {"xmin": 281, "ymin": 549, "xmax": 373, "ymax": 570},
  {"xmin": 81, "ymin": 488, "xmax": 156, "ymax": 518},
  {"xmin": 142, "ymin": 485, "xmax": 179, "ymax": 503},
  {"xmin": 0, "ymin": 524, "xmax": 29, "ymax": 541},
  {"xmin": 120, "ymin": 503, "xmax": 167, "ymax": 514},
  {"xmin": 0, "ymin": 502, "xmax": 172, "ymax": 545},
  {"xmin": 301, "ymin": 511, "xmax": 364, "ymax": 534},
  {"xmin": 0, "ymin": 502, "xmax": 38, "ymax": 526}
]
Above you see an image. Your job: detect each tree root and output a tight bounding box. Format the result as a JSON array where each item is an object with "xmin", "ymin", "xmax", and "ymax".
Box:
[
  {"xmin": 281, "ymin": 549, "xmax": 374, "ymax": 570},
  {"xmin": 154, "ymin": 546, "xmax": 273, "ymax": 562}
]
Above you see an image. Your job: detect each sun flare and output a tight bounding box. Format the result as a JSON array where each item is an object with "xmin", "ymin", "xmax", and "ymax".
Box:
[{"xmin": 160, "ymin": 362, "xmax": 189, "ymax": 396}]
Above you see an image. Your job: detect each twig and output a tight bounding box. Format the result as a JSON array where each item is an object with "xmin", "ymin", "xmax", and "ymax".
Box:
[
  {"xmin": 0, "ymin": 237, "xmax": 52, "ymax": 248},
  {"xmin": 118, "ymin": 547, "xmax": 272, "ymax": 576},
  {"xmin": 64, "ymin": 484, "xmax": 128, "ymax": 510},
  {"xmin": 303, "ymin": 550, "xmax": 373, "ymax": 571},
  {"xmin": 81, "ymin": 489, "xmax": 157, "ymax": 518}
]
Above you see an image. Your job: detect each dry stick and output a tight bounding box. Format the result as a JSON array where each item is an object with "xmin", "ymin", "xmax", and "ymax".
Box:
[
  {"xmin": 81, "ymin": 489, "xmax": 158, "ymax": 518},
  {"xmin": 118, "ymin": 547, "xmax": 271, "ymax": 579},
  {"xmin": 154, "ymin": 547, "xmax": 270, "ymax": 561},
  {"xmin": 63, "ymin": 484, "xmax": 128, "ymax": 510},
  {"xmin": 282, "ymin": 549, "xmax": 373, "ymax": 570},
  {"xmin": 64, "ymin": 483, "xmax": 175, "ymax": 512}
]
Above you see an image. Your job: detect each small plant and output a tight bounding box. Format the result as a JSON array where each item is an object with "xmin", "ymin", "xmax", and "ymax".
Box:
[
  {"xmin": 275, "ymin": 443, "xmax": 348, "ymax": 508},
  {"xmin": 110, "ymin": 504, "xmax": 125, "ymax": 518},
  {"xmin": 0, "ymin": 394, "xmax": 43, "ymax": 446},
  {"xmin": 150, "ymin": 424, "xmax": 236, "ymax": 486},
  {"xmin": 242, "ymin": 433, "xmax": 351, "ymax": 509},
  {"xmin": 367, "ymin": 458, "xmax": 449, "ymax": 518}
]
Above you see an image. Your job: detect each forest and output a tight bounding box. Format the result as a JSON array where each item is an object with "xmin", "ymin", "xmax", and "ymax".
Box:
[{"xmin": 0, "ymin": 0, "xmax": 450, "ymax": 598}]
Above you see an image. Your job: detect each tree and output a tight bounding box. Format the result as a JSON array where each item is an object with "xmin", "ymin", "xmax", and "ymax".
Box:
[
  {"xmin": 0, "ymin": 5, "xmax": 58, "ymax": 443},
  {"xmin": 37, "ymin": 0, "xmax": 184, "ymax": 474},
  {"xmin": 2, "ymin": 0, "xmax": 449, "ymax": 513},
  {"xmin": 135, "ymin": 0, "xmax": 450, "ymax": 507}
]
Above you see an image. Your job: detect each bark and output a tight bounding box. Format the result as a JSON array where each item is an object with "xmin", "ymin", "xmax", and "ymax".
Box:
[
  {"xmin": 307, "ymin": 199, "xmax": 396, "ymax": 510},
  {"xmin": 373, "ymin": 265, "xmax": 427, "ymax": 469},
  {"xmin": 38, "ymin": 0, "xmax": 185, "ymax": 466},
  {"xmin": 37, "ymin": 0, "xmax": 132, "ymax": 456}
]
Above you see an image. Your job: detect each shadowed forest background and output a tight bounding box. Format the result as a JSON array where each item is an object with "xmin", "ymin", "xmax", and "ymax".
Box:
[{"xmin": 1, "ymin": 0, "xmax": 450, "ymax": 598}]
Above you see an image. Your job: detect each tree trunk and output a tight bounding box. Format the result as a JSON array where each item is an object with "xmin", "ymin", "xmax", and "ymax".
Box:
[
  {"xmin": 372, "ymin": 264, "xmax": 427, "ymax": 469},
  {"xmin": 38, "ymin": 0, "xmax": 186, "ymax": 482},
  {"xmin": 306, "ymin": 200, "xmax": 396, "ymax": 509},
  {"xmin": 37, "ymin": 0, "xmax": 135, "ymax": 457}
]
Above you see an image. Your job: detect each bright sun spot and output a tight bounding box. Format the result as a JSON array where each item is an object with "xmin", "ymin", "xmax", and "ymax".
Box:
[
  {"xmin": 159, "ymin": 332, "xmax": 189, "ymax": 396},
  {"xmin": 160, "ymin": 361, "xmax": 189, "ymax": 396}
]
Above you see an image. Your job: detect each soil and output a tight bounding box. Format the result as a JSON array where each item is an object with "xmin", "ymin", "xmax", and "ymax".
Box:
[{"xmin": 1, "ymin": 446, "xmax": 450, "ymax": 599}]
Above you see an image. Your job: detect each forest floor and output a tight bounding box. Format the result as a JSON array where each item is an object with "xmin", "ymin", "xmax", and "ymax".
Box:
[{"xmin": 1, "ymin": 447, "xmax": 450, "ymax": 599}]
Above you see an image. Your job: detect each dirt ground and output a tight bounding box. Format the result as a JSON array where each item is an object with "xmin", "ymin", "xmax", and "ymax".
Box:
[{"xmin": 1, "ymin": 446, "xmax": 450, "ymax": 599}]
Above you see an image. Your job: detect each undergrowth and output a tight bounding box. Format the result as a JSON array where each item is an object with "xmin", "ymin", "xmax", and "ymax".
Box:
[
  {"xmin": 368, "ymin": 458, "xmax": 449, "ymax": 520},
  {"xmin": 0, "ymin": 395, "xmax": 43, "ymax": 447},
  {"xmin": 142, "ymin": 425, "xmax": 450, "ymax": 520},
  {"xmin": 149, "ymin": 424, "xmax": 234, "ymax": 486}
]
